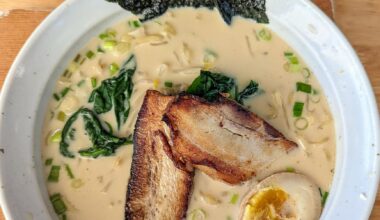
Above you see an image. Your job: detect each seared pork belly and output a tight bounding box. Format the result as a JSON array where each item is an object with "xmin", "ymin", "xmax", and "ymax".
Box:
[
  {"xmin": 125, "ymin": 90, "xmax": 193, "ymax": 220},
  {"xmin": 163, "ymin": 94, "xmax": 297, "ymax": 184}
]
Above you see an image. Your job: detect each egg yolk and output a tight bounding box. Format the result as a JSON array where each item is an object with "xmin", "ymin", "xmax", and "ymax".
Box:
[{"xmin": 242, "ymin": 187, "xmax": 290, "ymax": 220}]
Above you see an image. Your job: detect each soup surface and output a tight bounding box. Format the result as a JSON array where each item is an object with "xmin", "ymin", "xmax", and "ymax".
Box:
[{"xmin": 42, "ymin": 7, "xmax": 335, "ymax": 220}]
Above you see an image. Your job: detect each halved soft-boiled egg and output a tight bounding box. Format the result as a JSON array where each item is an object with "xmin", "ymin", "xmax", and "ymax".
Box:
[{"xmin": 240, "ymin": 173, "xmax": 322, "ymax": 220}]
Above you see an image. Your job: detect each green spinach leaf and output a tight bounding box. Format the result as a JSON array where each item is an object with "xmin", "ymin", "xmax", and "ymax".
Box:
[
  {"xmin": 236, "ymin": 80, "xmax": 259, "ymax": 104},
  {"xmin": 187, "ymin": 71, "xmax": 260, "ymax": 104},
  {"xmin": 60, "ymin": 108, "xmax": 130, "ymax": 158},
  {"xmin": 107, "ymin": 0, "xmax": 268, "ymax": 25},
  {"xmin": 187, "ymin": 70, "xmax": 237, "ymax": 101},
  {"xmin": 89, "ymin": 55, "xmax": 136, "ymax": 129}
]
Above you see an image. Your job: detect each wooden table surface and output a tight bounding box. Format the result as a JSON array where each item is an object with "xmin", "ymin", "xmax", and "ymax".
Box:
[{"xmin": 0, "ymin": 0, "xmax": 379, "ymax": 219}]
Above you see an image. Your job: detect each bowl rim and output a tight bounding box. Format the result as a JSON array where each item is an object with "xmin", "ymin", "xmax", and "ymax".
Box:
[{"xmin": 0, "ymin": 0, "xmax": 379, "ymax": 219}]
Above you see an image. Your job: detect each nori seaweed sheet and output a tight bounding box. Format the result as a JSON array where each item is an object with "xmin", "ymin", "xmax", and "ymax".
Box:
[{"xmin": 107, "ymin": 0, "xmax": 268, "ymax": 24}]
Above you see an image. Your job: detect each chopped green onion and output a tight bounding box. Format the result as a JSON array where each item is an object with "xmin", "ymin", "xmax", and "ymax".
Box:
[
  {"xmin": 50, "ymin": 193, "xmax": 67, "ymax": 215},
  {"xmin": 77, "ymin": 80, "xmax": 85, "ymax": 87},
  {"xmin": 302, "ymin": 68, "xmax": 312, "ymax": 78},
  {"xmin": 73, "ymin": 54, "xmax": 81, "ymax": 63},
  {"xmin": 63, "ymin": 70, "xmax": 70, "ymax": 77},
  {"xmin": 230, "ymin": 193, "xmax": 239, "ymax": 204},
  {"xmin": 99, "ymin": 33, "xmax": 109, "ymax": 40},
  {"xmin": 71, "ymin": 179, "xmax": 84, "ymax": 189},
  {"xmin": 204, "ymin": 49, "xmax": 218, "ymax": 58},
  {"xmin": 164, "ymin": 81, "xmax": 173, "ymax": 88},
  {"xmin": 289, "ymin": 64, "xmax": 301, "ymax": 72},
  {"xmin": 86, "ymin": 50, "xmax": 95, "ymax": 59},
  {"xmin": 50, "ymin": 130, "xmax": 62, "ymax": 143},
  {"xmin": 60, "ymin": 87, "xmax": 70, "ymax": 98},
  {"xmin": 45, "ymin": 158, "xmax": 53, "ymax": 166},
  {"xmin": 48, "ymin": 165, "xmax": 61, "ymax": 182},
  {"xmin": 105, "ymin": 121, "xmax": 114, "ymax": 134},
  {"xmin": 296, "ymin": 82, "xmax": 312, "ymax": 94},
  {"xmin": 57, "ymin": 111, "xmax": 66, "ymax": 122},
  {"xmin": 103, "ymin": 40, "xmax": 117, "ymax": 50},
  {"xmin": 226, "ymin": 216, "xmax": 233, "ymax": 220},
  {"xmin": 189, "ymin": 209, "xmax": 206, "ymax": 220},
  {"xmin": 294, "ymin": 117, "xmax": 309, "ymax": 130},
  {"xmin": 286, "ymin": 167, "xmax": 295, "ymax": 172},
  {"xmin": 91, "ymin": 77, "xmax": 97, "ymax": 88},
  {"xmin": 203, "ymin": 49, "xmax": 218, "ymax": 68},
  {"xmin": 293, "ymin": 102, "xmax": 304, "ymax": 117},
  {"xmin": 109, "ymin": 63, "xmax": 120, "ymax": 75},
  {"xmin": 128, "ymin": 20, "xmax": 141, "ymax": 29},
  {"xmin": 322, "ymin": 191, "xmax": 329, "ymax": 206},
  {"xmin": 287, "ymin": 56, "xmax": 299, "ymax": 65},
  {"xmin": 65, "ymin": 164, "xmax": 75, "ymax": 179},
  {"xmin": 310, "ymin": 89, "xmax": 321, "ymax": 103},
  {"xmin": 60, "ymin": 214, "xmax": 67, "ymax": 220},
  {"xmin": 53, "ymin": 93, "xmax": 60, "ymax": 101},
  {"xmin": 107, "ymin": 29, "xmax": 117, "ymax": 38},
  {"xmin": 319, "ymin": 188, "xmax": 329, "ymax": 206},
  {"xmin": 97, "ymin": 47, "xmax": 105, "ymax": 53},
  {"xmin": 257, "ymin": 28, "xmax": 272, "ymax": 41},
  {"xmin": 154, "ymin": 20, "xmax": 162, "ymax": 25},
  {"xmin": 284, "ymin": 52, "xmax": 301, "ymax": 73},
  {"xmin": 284, "ymin": 51, "xmax": 294, "ymax": 57}
]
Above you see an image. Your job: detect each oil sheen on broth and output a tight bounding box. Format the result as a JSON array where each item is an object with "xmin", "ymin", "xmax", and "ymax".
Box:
[{"xmin": 41, "ymin": 8, "xmax": 335, "ymax": 220}]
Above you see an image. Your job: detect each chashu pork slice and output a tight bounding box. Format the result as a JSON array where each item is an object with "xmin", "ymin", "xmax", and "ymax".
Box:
[
  {"xmin": 125, "ymin": 90, "xmax": 193, "ymax": 220},
  {"xmin": 163, "ymin": 94, "xmax": 297, "ymax": 185}
]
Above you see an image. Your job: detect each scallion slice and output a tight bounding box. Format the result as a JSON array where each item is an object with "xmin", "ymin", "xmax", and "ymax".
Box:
[
  {"xmin": 91, "ymin": 77, "xmax": 97, "ymax": 88},
  {"xmin": 60, "ymin": 87, "xmax": 70, "ymax": 98},
  {"xmin": 189, "ymin": 209, "xmax": 206, "ymax": 220},
  {"xmin": 57, "ymin": 111, "xmax": 66, "ymax": 122},
  {"xmin": 293, "ymin": 102, "xmax": 304, "ymax": 117},
  {"xmin": 302, "ymin": 68, "xmax": 311, "ymax": 78},
  {"xmin": 284, "ymin": 51, "xmax": 294, "ymax": 57},
  {"xmin": 99, "ymin": 33, "xmax": 109, "ymax": 40},
  {"xmin": 284, "ymin": 52, "xmax": 301, "ymax": 72},
  {"xmin": 97, "ymin": 47, "xmax": 105, "ymax": 53},
  {"xmin": 45, "ymin": 158, "xmax": 53, "ymax": 166},
  {"xmin": 107, "ymin": 29, "xmax": 117, "ymax": 38},
  {"xmin": 294, "ymin": 117, "xmax": 309, "ymax": 130},
  {"xmin": 319, "ymin": 188, "xmax": 329, "ymax": 206},
  {"xmin": 286, "ymin": 167, "xmax": 295, "ymax": 172},
  {"xmin": 287, "ymin": 56, "xmax": 299, "ymax": 65},
  {"xmin": 164, "ymin": 81, "xmax": 173, "ymax": 88},
  {"xmin": 257, "ymin": 28, "xmax": 272, "ymax": 41},
  {"xmin": 73, "ymin": 54, "xmax": 81, "ymax": 63},
  {"xmin": 61, "ymin": 214, "xmax": 67, "ymax": 220},
  {"xmin": 103, "ymin": 40, "xmax": 117, "ymax": 50},
  {"xmin": 50, "ymin": 193, "xmax": 67, "ymax": 215},
  {"xmin": 296, "ymin": 82, "xmax": 312, "ymax": 94},
  {"xmin": 109, "ymin": 63, "xmax": 120, "ymax": 75},
  {"xmin": 50, "ymin": 130, "xmax": 62, "ymax": 143},
  {"xmin": 230, "ymin": 193, "xmax": 239, "ymax": 204},
  {"xmin": 48, "ymin": 165, "xmax": 61, "ymax": 182},
  {"xmin": 86, "ymin": 50, "xmax": 95, "ymax": 59},
  {"xmin": 53, "ymin": 93, "xmax": 60, "ymax": 101},
  {"xmin": 65, "ymin": 164, "xmax": 75, "ymax": 179},
  {"xmin": 322, "ymin": 191, "xmax": 329, "ymax": 206},
  {"xmin": 128, "ymin": 20, "xmax": 141, "ymax": 29}
]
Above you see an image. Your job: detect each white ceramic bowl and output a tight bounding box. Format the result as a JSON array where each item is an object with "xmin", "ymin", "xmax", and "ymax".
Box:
[{"xmin": 0, "ymin": 0, "xmax": 379, "ymax": 219}]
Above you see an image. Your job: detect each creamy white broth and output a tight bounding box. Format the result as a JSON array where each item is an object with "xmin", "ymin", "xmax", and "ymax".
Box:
[{"xmin": 42, "ymin": 7, "xmax": 335, "ymax": 220}]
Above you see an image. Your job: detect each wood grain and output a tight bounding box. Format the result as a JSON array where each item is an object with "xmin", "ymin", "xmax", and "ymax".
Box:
[
  {"xmin": 334, "ymin": 0, "xmax": 380, "ymax": 104},
  {"xmin": 0, "ymin": 0, "xmax": 379, "ymax": 220}
]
